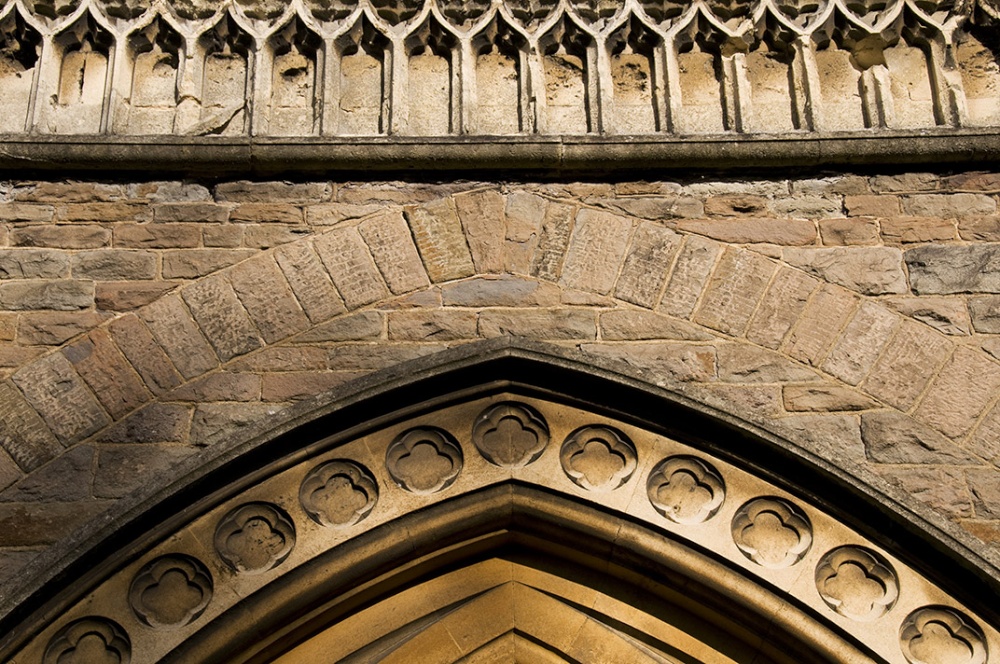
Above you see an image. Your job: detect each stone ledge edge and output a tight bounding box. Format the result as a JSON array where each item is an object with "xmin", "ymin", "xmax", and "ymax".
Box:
[{"xmin": 1, "ymin": 130, "xmax": 999, "ymax": 175}]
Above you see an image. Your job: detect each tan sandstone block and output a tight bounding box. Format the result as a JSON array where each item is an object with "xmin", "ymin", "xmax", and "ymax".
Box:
[
  {"xmin": 358, "ymin": 211, "xmax": 431, "ymax": 295},
  {"xmin": 914, "ymin": 347, "xmax": 1000, "ymax": 439},
  {"xmin": 658, "ymin": 235, "xmax": 722, "ymax": 318},
  {"xmin": 182, "ymin": 275, "xmax": 262, "ymax": 362},
  {"xmin": 62, "ymin": 328, "xmax": 150, "ymax": 419},
  {"xmin": 313, "ymin": 227, "xmax": 389, "ymax": 310},
  {"xmin": 455, "ymin": 189, "xmax": 505, "ymax": 274},
  {"xmin": 560, "ymin": 209, "xmax": 632, "ymax": 295},
  {"xmin": 823, "ymin": 301, "xmax": 900, "ymax": 385},
  {"xmin": 861, "ymin": 320, "xmax": 953, "ymax": 410},
  {"xmin": 614, "ymin": 222, "xmax": 683, "ymax": 308},
  {"xmin": 139, "ymin": 293, "xmax": 218, "ymax": 380},
  {"xmin": 747, "ymin": 267, "xmax": 818, "ymax": 349},
  {"xmin": 229, "ymin": 255, "xmax": 310, "ymax": 344},
  {"xmin": 405, "ymin": 199, "xmax": 475, "ymax": 282},
  {"xmin": 13, "ymin": 352, "xmax": 110, "ymax": 444},
  {"xmin": 693, "ymin": 247, "xmax": 776, "ymax": 336},
  {"xmin": 785, "ymin": 283, "xmax": 858, "ymax": 366},
  {"xmin": 273, "ymin": 242, "xmax": 346, "ymax": 323}
]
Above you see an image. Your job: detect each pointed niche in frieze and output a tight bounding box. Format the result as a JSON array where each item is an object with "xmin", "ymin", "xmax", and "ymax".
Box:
[
  {"xmin": 196, "ymin": 12, "xmax": 252, "ymax": 135},
  {"xmin": 4, "ymin": 389, "xmax": 999, "ymax": 664},
  {"xmin": 266, "ymin": 16, "xmax": 322, "ymax": 135},
  {"xmin": 123, "ymin": 16, "xmax": 182, "ymax": 134},
  {"xmin": 331, "ymin": 15, "xmax": 389, "ymax": 135},
  {"xmin": 0, "ymin": 9, "xmax": 41, "ymax": 134},
  {"xmin": 470, "ymin": 15, "xmax": 529, "ymax": 134},
  {"xmin": 538, "ymin": 15, "xmax": 593, "ymax": 133},
  {"xmin": 607, "ymin": 14, "xmax": 664, "ymax": 133},
  {"xmin": 404, "ymin": 15, "xmax": 459, "ymax": 135},
  {"xmin": 45, "ymin": 12, "xmax": 113, "ymax": 134}
]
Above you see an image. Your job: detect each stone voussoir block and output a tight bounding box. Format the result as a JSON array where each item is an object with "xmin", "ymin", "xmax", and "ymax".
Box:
[
  {"xmin": 62, "ymin": 327, "xmax": 150, "ymax": 420},
  {"xmin": 560, "ymin": 208, "xmax": 633, "ymax": 295},
  {"xmin": 229, "ymin": 255, "xmax": 310, "ymax": 344},
  {"xmin": 107, "ymin": 314, "xmax": 182, "ymax": 396},
  {"xmin": 614, "ymin": 222, "xmax": 683, "ymax": 308},
  {"xmin": 405, "ymin": 199, "xmax": 476, "ymax": 283},
  {"xmin": 782, "ymin": 247, "xmax": 907, "ymax": 296},
  {"xmin": 357, "ymin": 211, "xmax": 431, "ymax": 295},
  {"xmin": 12, "ymin": 352, "xmax": 110, "ymax": 445},
  {"xmin": 312, "ymin": 227, "xmax": 389, "ymax": 310},
  {"xmin": 693, "ymin": 247, "xmax": 776, "ymax": 337},
  {"xmin": 182, "ymin": 275, "xmax": 263, "ymax": 363}
]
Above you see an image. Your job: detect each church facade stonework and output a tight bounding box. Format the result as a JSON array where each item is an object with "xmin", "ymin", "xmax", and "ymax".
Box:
[{"xmin": 1, "ymin": 0, "xmax": 1000, "ymax": 661}]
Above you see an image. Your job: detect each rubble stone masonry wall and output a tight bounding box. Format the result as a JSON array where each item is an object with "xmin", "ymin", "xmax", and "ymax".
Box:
[{"xmin": 1, "ymin": 172, "xmax": 1000, "ymax": 588}]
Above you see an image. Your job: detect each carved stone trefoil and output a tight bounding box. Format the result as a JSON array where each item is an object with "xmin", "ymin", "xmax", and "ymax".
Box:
[
  {"xmin": 731, "ymin": 497, "xmax": 813, "ymax": 569},
  {"xmin": 43, "ymin": 617, "xmax": 131, "ymax": 664},
  {"xmin": 646, "ymin": 455, "xmax": 726, "ymax": 524},
  {"xmin": 128, "ymin": 554, "xmax": 214, "ymax": 629},
  {"xmin": 213, "ymin": 502, "xmax": 296, "ymax": 574},
  {"xmin": 560, "ymin": 425, "xmax": 638, "ymax": 492},
  {"xmin": 472, "ymin": 401, "xmax": 550, "ymax": 468},
  {"xmin": 386, "ymin": 426, "xmax": 464, "ymax": 494},
  {"xmin": 299, "ymin": 460, "xmax": 379, "ymax": 528},
  {"xmin": 900, "ymin": 606, "xmax": 988, "ymax": 664},
  {"xmin": 815, "ymin": 546, "xmax": 898, "ymax": 621}
]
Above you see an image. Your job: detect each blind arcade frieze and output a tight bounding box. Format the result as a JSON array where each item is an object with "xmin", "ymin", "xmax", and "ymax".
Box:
[{"xmin": 3, "ymin": 0, "xmax": 1000, "ymax": 139}]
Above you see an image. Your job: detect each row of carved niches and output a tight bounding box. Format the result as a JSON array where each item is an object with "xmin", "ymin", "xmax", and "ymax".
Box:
[
  {"xmin": 4, "ymin": 0, "xmax": 1000, "ymax": 136},
  {"xmin": 26, "ymin": 396, "xmax": 997, "ymax": 664}
]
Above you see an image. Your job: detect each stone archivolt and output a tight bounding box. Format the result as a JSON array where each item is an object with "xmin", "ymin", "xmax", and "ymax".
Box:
[
  {"xmin": 3, "ymin": 0, "xmax": 1000, "ymax": 136},
  {"xmin": 7, "ymin": 395, "xmax": 997, "ymax": 663}
]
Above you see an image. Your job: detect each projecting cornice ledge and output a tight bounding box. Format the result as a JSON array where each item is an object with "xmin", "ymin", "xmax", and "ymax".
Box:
[{"xmin": 3, "ymin": 130, "xmax": 1000, "ymax": 176}]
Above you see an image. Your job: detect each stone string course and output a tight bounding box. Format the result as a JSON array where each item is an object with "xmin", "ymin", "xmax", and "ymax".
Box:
[
  {"xmin": 1, "ymin": 172, "xmax": 1000, "ymax": 587},
  {"xmin": 5, "ymin": 0, "xmax": 1000, "ymax": 136}
]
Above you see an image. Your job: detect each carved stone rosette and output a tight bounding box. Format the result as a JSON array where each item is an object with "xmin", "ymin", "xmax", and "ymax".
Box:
[
  {"xmin": 899, "ymin": 606, "xmax": 989, "ymax": 664},
  {"xmin": 386, "ymin": 426, "xmax": 463, "ymax": 494},
  {"xmin": 43, "ymin": 617, "xmax": 131, "ymax": 664},
  {"xmin": 731, "ymin": 496, "xmax": 813, "ymax": 569},
  {"xmin": 213, "ymin": 501, "xmax": 296, "ymax": 574},
  {"xmin": 646, "ymin": 455, "xmax": 726, "ymax": 524},
  {"xmin": 128, "ymin": 553, "xmax": 214, "ymax": 629},
  {"xmin": 560, "ymin": 425, "xmax": 637, "ymax": 492},
  {"xmin": 815, "ymin": 545, "xmax": 899, "ymax": 622},
  {"xmin": 472, "ymin": 401, "xmax": 550, "ymax": 468},
  {"xmin": 299, "ymin": 459, "xmax": 379, "ymax": 528}
]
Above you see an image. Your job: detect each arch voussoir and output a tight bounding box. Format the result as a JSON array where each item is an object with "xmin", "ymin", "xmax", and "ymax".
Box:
[{"xmin": 0, "ymin": 187, "xmax": 999, "ymax": 591}]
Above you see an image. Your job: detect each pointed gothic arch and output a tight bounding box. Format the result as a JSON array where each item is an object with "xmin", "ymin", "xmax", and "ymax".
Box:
[{"xmin": 1, "ymin": 340, "xmax": 997, "ymax": 663}]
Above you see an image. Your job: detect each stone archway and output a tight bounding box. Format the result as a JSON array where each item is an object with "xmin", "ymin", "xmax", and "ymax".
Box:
[{"xmin": 2, "ymin": 343, "xmax": 996, "ymax": 664}]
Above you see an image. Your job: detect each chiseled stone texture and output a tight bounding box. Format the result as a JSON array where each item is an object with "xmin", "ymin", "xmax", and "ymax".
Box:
[{"xmin": 0, "ymin": 172, "xmax": 1000, "ymax": 585}]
